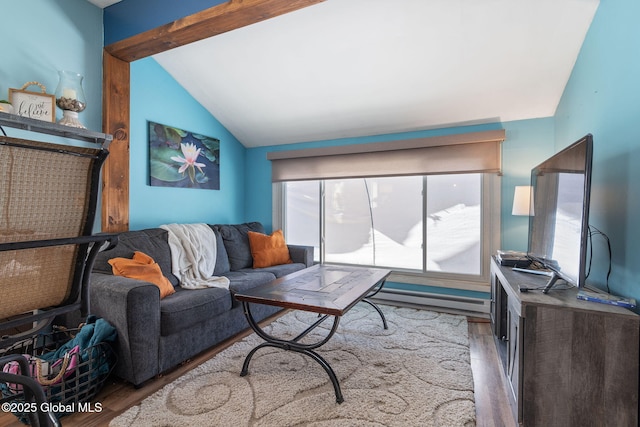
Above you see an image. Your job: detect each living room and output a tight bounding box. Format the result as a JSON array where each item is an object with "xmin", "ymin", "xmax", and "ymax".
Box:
[{"xmin": 1, "ymin": 0, "xmax": 639, "ymax": 425}]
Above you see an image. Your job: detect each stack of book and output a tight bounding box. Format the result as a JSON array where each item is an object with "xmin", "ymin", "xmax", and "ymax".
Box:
[{"xmin": 496, "ymin": 250, "xmax": 531, "ymax": 267}]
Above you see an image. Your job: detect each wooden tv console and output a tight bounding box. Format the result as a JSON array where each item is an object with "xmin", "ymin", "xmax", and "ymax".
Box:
[{"xmin": 490, "ymin": 257, "xmax": 639, "ymax": 426}]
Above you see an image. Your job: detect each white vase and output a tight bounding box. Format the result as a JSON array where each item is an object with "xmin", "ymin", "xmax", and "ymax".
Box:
[
  {"xmin": 55, "ymin": 70, "xmax": 87, "ymax": 128},
  {"xmin": 58, "ymin": 110, "xmax": 85, "ymax": 128}
]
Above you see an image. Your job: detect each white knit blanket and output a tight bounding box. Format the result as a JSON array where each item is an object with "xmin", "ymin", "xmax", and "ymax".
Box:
[{"xmin": 159, "ymin": 223, "xmax": 230, "ymax": 290}]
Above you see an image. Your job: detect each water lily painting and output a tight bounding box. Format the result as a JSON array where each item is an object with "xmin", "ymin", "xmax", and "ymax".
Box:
[{"xmin": 148, "ymin": 121, "xmax": 220, "ymax": 190}]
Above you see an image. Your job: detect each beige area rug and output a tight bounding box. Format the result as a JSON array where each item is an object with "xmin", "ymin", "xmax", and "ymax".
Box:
[{"xmin": 110, "ymin": 305, "xmax": 475, "ymax": 426}]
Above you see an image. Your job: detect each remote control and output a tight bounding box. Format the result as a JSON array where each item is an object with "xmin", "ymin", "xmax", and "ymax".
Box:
[{"xmin": 512, "ymin": 267, "xmax": 553, "ymax": 277}]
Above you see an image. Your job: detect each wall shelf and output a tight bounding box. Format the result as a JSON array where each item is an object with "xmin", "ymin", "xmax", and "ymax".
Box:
[{"xmin": 0, "ymin": 111, "xmax": 112, "ymax": 147}]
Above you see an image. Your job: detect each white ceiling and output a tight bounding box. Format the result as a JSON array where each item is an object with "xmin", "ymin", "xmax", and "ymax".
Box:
[
  {"xmin": 153, "ymin": 0, "xmax": 599, "ymax": 148},
  {"xmin": 86, "ymin": 0, "xmax": 121, "ymax": 8}
]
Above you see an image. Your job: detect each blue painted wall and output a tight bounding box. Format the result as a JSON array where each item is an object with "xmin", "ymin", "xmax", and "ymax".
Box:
[
  {"xmin": 499, "ymin": 118, "xmax": 555, "ymax": 252},
  {"xmin": 129, "ymin": 58, "xmax": 246, "ymax": 229},
  {"xmin": 0, "ymin": 0, "xmax": 103, "ymax": 132},
  {"xmin": 554, "ymin": 0, "xmax": 640, "ymax": 300}
]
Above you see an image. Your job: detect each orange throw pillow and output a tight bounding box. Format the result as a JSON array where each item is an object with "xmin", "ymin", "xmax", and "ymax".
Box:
[
  {"xmin": 108, "ymin": 251, "xmax": 176, "ymax": 299},
  {"xmin": 247, "ymin": 230, "xmax": 293, "ymax": 268}
]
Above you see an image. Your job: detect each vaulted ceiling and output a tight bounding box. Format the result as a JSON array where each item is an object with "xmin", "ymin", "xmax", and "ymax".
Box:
[{"xmin": 100, "ymin": 0, "xmax": 600, "ymax": 148}]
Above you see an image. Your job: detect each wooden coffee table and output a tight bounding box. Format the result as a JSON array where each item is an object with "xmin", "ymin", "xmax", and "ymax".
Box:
[{"xmin": 234, "ymin": 264, "xmax": 391, "ymax": 403}]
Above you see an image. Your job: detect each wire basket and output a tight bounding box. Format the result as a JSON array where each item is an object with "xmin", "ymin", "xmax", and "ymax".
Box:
[{"xmin": 0, "ymin": 326, "xmax": 116, "ymax": 422}]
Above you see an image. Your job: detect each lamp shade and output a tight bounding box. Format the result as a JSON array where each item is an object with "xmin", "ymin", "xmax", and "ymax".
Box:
[{"xmin": 512, "ymin": 185, "xmax": 534, "ymax": 216}]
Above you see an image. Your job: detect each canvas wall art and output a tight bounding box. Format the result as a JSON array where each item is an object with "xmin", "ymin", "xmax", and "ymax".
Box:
[{"xmin": 148, "ymin": 121, "xmax": 220, "ymax": 190}]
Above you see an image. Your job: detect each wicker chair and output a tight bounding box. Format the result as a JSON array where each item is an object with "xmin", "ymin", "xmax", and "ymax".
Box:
[{"xmin": 0, "ymin": 135, "xmax": 116, "ymax": 348}]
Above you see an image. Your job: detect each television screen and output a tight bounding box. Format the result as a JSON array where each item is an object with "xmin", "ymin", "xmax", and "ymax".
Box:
[{"xmin": 527, "ymin": 134, "xmax": 593, "ymax": 292}]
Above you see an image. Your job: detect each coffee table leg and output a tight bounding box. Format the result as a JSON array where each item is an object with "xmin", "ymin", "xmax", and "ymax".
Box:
[
  {"xmin": 240, "ymin": 301, "xmax": 345, "ymax": 403},
  {"xmin": 361, "ymin": 298, "xmax": 388, "ymax": 330},
  {"xmin": 361, "ymin": 279, "xmax": 388, "ymax": 329}
]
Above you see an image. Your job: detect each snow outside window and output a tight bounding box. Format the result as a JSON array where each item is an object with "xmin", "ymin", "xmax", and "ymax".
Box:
[{"xmin": 283, "ymin": 174, "xmax": 482, "ymax": 275}]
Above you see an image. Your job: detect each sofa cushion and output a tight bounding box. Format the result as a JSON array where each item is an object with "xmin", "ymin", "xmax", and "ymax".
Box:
[
  {"xmin": 226, "ymin": 270, "xmax": 277, "ymax": 294},
  {"xmin": 94, "ymin": 228, "xmax": 179, "ymax": 286},
  {"xmin": 247, "ymin": 230, "xmax": 293, "ymax": 268},
  {"xmin": 159, "ymin": 287, "xmax": 232, "ymax": 336},
  {"xmin": 224, "ymin": 270, "xmax": 277, "ymax": 307},
  {"xmin": 213, "ymin": 222, "xmax": 265, "ymax": 271},
  {"xmin": 209, "ymin": 226, "xmax": 230, "ymax": 275},
  {"xmin": 240, "ymin": 263, "xmax": 308, "ymax": 279},
  {"xmin": 108, "ymin": 251, "xmax": 176, "ymax": 299}
]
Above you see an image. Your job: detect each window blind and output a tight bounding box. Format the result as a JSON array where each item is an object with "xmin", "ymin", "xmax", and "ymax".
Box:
[{"xmin": 268, "ymin": 129, "xmax": 505, "ymax": 182}]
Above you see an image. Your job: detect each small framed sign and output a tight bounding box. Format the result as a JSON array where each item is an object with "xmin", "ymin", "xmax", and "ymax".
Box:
[{"xmin": 9, "ymin": 82, "xmax": 55, "ymax": 123}]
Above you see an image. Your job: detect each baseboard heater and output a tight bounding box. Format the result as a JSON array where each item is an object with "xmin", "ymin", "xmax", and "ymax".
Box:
[{"xmin": 372, "ymin": 288, "xmax": 490, "ymax": 316}]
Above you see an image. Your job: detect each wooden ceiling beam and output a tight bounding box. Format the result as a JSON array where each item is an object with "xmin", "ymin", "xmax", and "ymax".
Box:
[{"xmin": 105, "ymin": 0, "xmax": 326, "ymax": 62}]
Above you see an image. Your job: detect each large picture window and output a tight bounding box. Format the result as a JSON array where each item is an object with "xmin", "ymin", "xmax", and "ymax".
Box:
[
  {"xmin": 271, "ymin": 130, "xmax": 504, "ymax": 288},
  {"xmin": 282, "ymin": 173, "xmax": 488, "ymax": 280}
]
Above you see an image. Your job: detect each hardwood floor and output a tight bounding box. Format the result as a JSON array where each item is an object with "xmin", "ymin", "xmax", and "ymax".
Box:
[{"xmin": 1, "ymin": 313, "xmax": 517, "ymax": 427}]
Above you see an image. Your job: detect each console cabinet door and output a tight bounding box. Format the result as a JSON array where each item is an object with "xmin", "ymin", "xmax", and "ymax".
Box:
[{"xmin": 506, "ymin": 300, "xmax": 521, "ymax": 420}]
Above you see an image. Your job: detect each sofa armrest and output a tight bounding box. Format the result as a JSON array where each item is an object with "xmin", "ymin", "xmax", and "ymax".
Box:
[
  {"xmin": 89, "ymin": 272, "xmax": 162, "ymax": 386},
  {"xmin": 287, "ymin": 245, "xmax": 314, "ymax": 267}
]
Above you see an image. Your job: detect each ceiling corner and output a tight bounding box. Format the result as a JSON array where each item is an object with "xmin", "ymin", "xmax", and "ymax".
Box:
[{"xmin": 85, "ymin": 0, "xmax": 122, "ymax": 8}]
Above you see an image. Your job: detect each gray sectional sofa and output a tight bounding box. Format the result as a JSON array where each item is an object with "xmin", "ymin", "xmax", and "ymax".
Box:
[{"xmin": 89, "ymin": 222, "xmax": 313, "ymax": 386}]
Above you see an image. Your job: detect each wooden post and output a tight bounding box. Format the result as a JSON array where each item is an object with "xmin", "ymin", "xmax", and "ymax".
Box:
[{"xmin": 102, "ymin": 51, "xmax": 130, "ymax": 232}]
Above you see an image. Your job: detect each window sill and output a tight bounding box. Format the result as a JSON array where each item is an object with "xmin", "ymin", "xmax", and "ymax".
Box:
[{"xmin": 389, "ymin": 271, "xmax": 490, "ymax": 293}]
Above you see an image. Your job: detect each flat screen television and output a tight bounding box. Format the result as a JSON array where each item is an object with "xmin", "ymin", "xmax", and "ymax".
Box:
[{"xmin": 527, "ymin": 134, "xmax": 593, "ymax": 293}]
